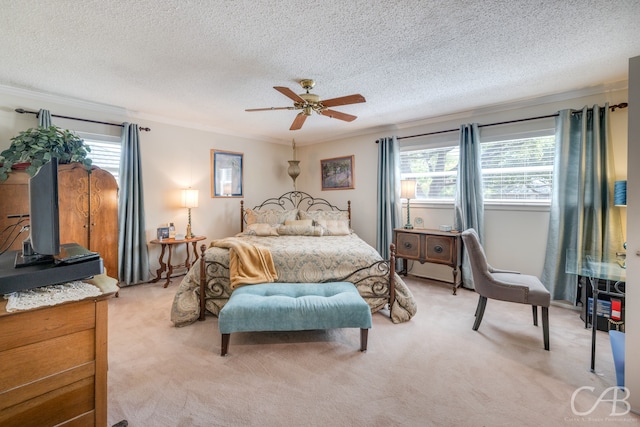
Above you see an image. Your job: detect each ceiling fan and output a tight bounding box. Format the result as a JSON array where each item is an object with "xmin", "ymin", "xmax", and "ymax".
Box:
[{"xmin": 245, "ymin": 79, "xmax": 366, "ymax": 130}]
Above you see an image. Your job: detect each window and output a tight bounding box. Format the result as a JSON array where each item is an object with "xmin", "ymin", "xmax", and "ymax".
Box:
[
  {"xmin": 400, "ymin": 145, "xmax": 459, "ymax": 201},
  {"xmin": 400, "ymin": 135, "xmax": 555, "ymax": 204},
  {"xmin": 481, "ymin": 136, "xmax": 555, "ymax": 202},
  {"xmin": 78, "ymin": 132, "xmax": 122, "ymax": 185}
]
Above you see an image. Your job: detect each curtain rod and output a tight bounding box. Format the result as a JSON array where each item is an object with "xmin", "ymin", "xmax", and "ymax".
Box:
[
  {"xmin": 396, "ymin": 102, "xmax": 628, "ymax": 140},
  {"xmin": 14, "ymin": 108, "xmax": 151, "ymax": 132}
]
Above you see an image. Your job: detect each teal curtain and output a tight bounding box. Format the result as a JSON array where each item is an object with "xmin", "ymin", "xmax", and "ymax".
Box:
[
  {"xmin": 118, "ymin": 123, "xmax": 150, "ymax": 285},
  {"xmin": 541, "ymin": 104, "xmax": 623, "ymax": 302},
  {"xmin": 376, "ymin": 136, "xmax": 401, "ymax": 261},
  {"xmin": 454, "ymin": 123, "xmax": 484, "ymax": 289},
  {"xmin": 37, "ymin": 109, "xmax": 52, "ymax": 127}
]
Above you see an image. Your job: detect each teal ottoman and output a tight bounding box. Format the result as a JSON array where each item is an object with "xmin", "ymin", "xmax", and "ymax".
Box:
[{"xmin": 218, "ymin": 282, "xmax": 372, "ymax": 355}]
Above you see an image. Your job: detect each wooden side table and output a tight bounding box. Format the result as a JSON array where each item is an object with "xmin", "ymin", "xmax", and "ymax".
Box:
[
  {"xmin": 150, "ymin": 236, "xmax": 206, "ymax": 288},
  {"xmin": 394, "ymin": 228, "xmax": 462, "ymax": 295}
]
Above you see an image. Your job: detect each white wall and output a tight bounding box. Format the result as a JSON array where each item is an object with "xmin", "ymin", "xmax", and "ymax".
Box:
[
  {"xmin": 0, "ymin": 84, "xmax": 629, "ymax": 283},
  {"xmin": 625, "ymin": 55, "xmax": 639, "ymax": 412},
  {"xmin": 295, "ymin": 132, "xmax": 379, "ymax": 245},
  {"xmin": 295, "ymin": 88, "xmax": 629, "ymax": 284},
  {"xmin": 0, "ymin": 87, "xmax": 291, "ymax": 275}
]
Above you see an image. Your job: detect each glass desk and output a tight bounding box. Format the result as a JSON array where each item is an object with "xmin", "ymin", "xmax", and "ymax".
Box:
[{"xmin": 566, "ymin": 250, "xmax": 626, "ymax": 372}]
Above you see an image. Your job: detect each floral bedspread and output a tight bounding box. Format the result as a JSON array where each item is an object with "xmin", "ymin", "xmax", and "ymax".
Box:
[{"xmin": 170, "ymin": 233, "xmax": 417, "ymax": 326}]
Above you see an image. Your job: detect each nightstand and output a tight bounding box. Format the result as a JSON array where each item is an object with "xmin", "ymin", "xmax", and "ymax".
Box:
[
  {"xmin": 150, "ymin": 236, "xmax": 206, "ymax": 288},
  {"xmin": 394, "ymin": 228, "xmax": 462, "ymax": 294}
]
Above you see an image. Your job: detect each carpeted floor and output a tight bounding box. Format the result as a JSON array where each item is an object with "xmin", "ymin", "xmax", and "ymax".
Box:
[{"xmin": 107, "ymin": 276, "xmax": 637, "ymax": 426}]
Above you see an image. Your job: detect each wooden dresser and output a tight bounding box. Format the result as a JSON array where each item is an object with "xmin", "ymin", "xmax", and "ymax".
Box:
[
  {"xmin": 0, "ymin": 274, "xmax": 118, "ymax": 426},
  {"xmin": 394, "ymin": 228, "xmax": 462, "ymax": 294},
  {"xmin": 0, "ymin": 164, "xmax": 119, "ymax": 280}
]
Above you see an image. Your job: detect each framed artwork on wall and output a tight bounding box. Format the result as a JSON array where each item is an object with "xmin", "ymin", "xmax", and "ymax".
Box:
[
  {"xmin": 320, "ymin": 155, "xmax": 355, "ymax": 190},
  {"xmin": 211, "ymin": 150, "xmax": 243, "ymax": 197}
]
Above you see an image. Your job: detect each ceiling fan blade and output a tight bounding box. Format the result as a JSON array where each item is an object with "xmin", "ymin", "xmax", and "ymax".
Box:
[
  {"xmin": 320, "ymin": 109, "xmax": 357, "ymax": 122},
  {"xmin": 320, "ymin": 94, "xmax": 366, "ymax": 108},
  {"xmin": 245, "ymin": 107, "xmax": 293, "ymax": 112},
  {"xmin": 274, "ymin": 86, "xmax": 306, "ymax": 103},
  {"xmin": 290, "ymin": 112, "xmax": 307, "ymax": 130}
]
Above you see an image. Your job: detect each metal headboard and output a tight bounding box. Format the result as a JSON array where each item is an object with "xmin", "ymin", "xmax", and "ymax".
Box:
[{"xmin": 240, "ymin": 191, "xmax": 351, "ymax": 232}]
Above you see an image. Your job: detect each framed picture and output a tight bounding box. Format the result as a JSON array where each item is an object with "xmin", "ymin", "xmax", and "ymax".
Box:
[
  {"xmin": 211, "ymin": 150, "xmax": 243, "ymax": 197},
  {"xmin": 156, "ymin": 227, "xmax": 170, "ymax": 240},
  {"xmin": 321, "ymin": 155, "xmax": 355, "ymax": 190}
]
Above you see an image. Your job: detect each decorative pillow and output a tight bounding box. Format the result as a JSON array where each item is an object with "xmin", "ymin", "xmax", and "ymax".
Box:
[
  {"xmin": 245, "ymin": 209, "xmax": 298, "ymax": 226},
  {"xmin": 299, "ymin": 210, "xmax": 349, "ymax": 223},
  {"xmin": 316, "ymin": 219, "xmax": 351, "ymax": 236},
  {"xmin": 277, "ymin": 224, "xmax": 324, "ymax": 236},
  {"xmin": 284, "ymin": 219, "xmax": 313, "ymax": 227},
  {"xmin": 243, "ymin": 223, "xmax": 279, "ymax": 236}
]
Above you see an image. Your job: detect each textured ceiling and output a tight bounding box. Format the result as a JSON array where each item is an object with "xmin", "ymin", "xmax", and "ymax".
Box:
[{"xmin": 1, "ymin": 0, "xmax": 639, "ymax": 144}]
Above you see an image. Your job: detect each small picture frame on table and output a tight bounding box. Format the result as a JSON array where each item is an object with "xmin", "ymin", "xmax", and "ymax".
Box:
[
  {"xmin": 211, "ymin": 150, "xmax": 244, "ymax": 197},
  {"xmin": 321, "ymin": 155, "xmax": 355, "ymax": 190},
  {"xmin": 156, "ymin": 227, "xmax": 170, "ymax": 240}
]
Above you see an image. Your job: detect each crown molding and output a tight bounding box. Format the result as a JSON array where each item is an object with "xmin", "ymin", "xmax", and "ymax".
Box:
[
  {"xmin": 0, "ymin": 84, "xmax": 129, "ymax": 116},
  {"xmin": 130, "ymin": 109, "xmax": 283, "ymax": 145},
  {"xmin": 392, "ymin": 80, "xmax": 629, "ymax": 131},
  {"xmin": 0, "ymin": 83, "xmax": 282, "ymax": 145},
  {"xmin": 1, "ymin": 79, "xmax": 628, "ymax": 146}
]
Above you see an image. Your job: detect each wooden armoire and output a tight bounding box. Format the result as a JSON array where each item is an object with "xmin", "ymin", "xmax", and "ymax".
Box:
[{"xmin": 0, "ymin": 163, "xmax": 118, "ymax": 280}]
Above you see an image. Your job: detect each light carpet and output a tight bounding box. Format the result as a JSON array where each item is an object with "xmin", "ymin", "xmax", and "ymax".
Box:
[{"xmin": 107, "ymin": 276, "xmax": 638, "ymax": 426}]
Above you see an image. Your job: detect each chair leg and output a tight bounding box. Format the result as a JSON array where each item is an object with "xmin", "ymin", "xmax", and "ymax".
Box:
[
  {"xmin": 532, "ymin": 305, "xmax": 538, "ymax": 326},
  {"xmin": 473, "ymin": 296, "xmax": 487, "ymax": 331},
  {"xmin": 542, "ymin": 306, "xmax": 550, "ymax": 351}
]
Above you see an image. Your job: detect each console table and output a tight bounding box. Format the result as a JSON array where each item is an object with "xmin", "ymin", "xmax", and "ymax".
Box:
[
  {"xmin": 394, "ymin": 228, "xmax": 462, "ymax": 294},
  {"xmin": 150, "ymin": 236, "xmax": 206, "ymax": 288}
]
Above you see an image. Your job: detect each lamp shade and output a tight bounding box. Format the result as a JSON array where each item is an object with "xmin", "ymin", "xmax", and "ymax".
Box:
[
  {"xmin": 614, "ymin": 180, "xmax": 627, "ymax": 206},
  {"xmin": 400, "ymin": 179, "xmax": 416, "ymax": 200},
  {"xmin": 182, "ymin": 188, "xmax": 199, "ymax": 208}
]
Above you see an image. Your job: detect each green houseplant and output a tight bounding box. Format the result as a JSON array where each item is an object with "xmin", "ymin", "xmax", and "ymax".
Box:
[{"xmin": 0, "ymin": 126, "xmax": 92, "ymax": 181}]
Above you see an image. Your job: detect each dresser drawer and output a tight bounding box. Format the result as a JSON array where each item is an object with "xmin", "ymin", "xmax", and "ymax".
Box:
[
  {"xmin": 425, "ymin": 235, "xmax": 453, "ymax": 264},
  {"xmin": 0, "ymin": 329, "xmax": 95, "ymax": 395},
  {"xmin": 395, "ymin": 232, "xmax": 420, "ymax": 258},
  {"xmin": 0, "ymin": 301, "xmax": 95, "ymax": 352}
]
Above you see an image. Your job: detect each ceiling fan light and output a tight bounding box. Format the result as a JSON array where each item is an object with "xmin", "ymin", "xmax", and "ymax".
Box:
[
  {"xmin": 248, "ymin": 80, "xmax": 366, "ymax": 130},
  {"xmin": 300, "ymin": 79, "xmax": 315, "ymax": 90},
  {"xmin": 300, "ymin": 93, "xmax": 319, "ymax": 103}
]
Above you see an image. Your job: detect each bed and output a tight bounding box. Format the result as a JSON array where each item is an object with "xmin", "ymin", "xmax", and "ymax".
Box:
[{"xmin": 170, "ymin": 191, "xmax": 417, "ymax": 326}]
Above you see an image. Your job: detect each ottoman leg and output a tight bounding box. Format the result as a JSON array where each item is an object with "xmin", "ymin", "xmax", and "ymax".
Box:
[
  {"xmin": 221, "ymin": 333, "xmax": 230, "ymax": 356},
  {"xmin": 360, "ymin": 328, "xmax": 368, "ymax": 352}
]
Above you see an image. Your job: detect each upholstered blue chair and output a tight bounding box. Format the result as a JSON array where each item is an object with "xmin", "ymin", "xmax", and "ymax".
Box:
[{"xmin": 461, "ymin": 228, "xmax": 550, "ymax": 350}]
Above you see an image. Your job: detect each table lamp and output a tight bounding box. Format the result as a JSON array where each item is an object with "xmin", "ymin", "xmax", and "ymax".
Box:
[
  {"xmin": 182, "ymin": 188, "xmax": 199, "ymax": 238},
  {"xmin": 614, "ymin": 180, "xmax": 627, "ymax": 207},
  {"xmin": 614, "ymin": 180, "xmax": 627, "ymax": 268},
  {"xmin": 400, "ymin": 179, "xmax": 416, "ymax": 229}
]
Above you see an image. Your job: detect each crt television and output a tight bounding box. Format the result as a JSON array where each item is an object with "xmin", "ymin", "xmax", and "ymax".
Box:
[{"xmin": 14, "ymin": 158, "xmax": 60, "ymax": 267}]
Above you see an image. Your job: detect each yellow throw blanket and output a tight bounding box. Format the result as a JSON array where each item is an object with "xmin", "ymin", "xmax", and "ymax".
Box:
[{"xmin": 211, "ymin": 237, "xmax": 277, "ymax": 289}]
